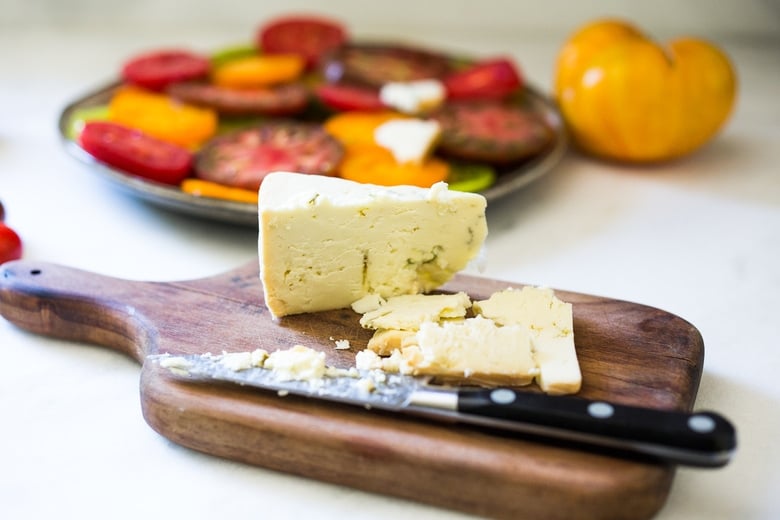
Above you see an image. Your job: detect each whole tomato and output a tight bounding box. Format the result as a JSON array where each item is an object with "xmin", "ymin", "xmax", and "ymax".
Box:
[
  {"xmin": 0, "ymin": 201, "xmax": 23, "ymax": 264},
  {"xmin": 554, "ymin": 19, "xmax": 737, "ymax": 163}
]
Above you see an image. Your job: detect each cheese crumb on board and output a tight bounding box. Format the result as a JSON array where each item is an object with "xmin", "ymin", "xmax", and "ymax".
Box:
[
  {"xmin": 258, "ymin": 172, "xmax": 487, "ymax": 318},
  {"xmin": 473, "ymin": 287, "xmax": 581, "ymax": 395},
  {"xmin": 333, "ymin": 339, "xmax": 351, "ymax": 350}
]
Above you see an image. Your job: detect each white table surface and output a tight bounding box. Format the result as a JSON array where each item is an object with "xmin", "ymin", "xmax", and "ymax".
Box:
[{"xmin": 1, "ymin": 3, "xmax": 778, "ymax": 519}]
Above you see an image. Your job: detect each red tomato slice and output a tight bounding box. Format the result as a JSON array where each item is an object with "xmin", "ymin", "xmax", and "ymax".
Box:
[
  {"xmin": 444, "ymin": 58, "xmax": 524, "ymax": 100},
  {"xmin": 315, "ymin": 84, "xmax": 385, "ymax": 111},
  {"xmin": 258, "ymin": 16, "xmax": 347, "ymax": 68},
  {"xmin": 0, "ymin": 224, "xmax": 23, "ymax": 264},
  {"xmin": 122, "ymin": 50, "xmax": 211, "ymax": 91},
  {"xmin": 79, "ymin": 122, "xmax": 193, "ymax": 185}
]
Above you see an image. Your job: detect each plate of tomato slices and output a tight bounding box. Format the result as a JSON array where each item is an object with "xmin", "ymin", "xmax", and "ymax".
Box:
[{"xmin": 58, "ymin": 14, "xmax": 567, "ymax": 226}]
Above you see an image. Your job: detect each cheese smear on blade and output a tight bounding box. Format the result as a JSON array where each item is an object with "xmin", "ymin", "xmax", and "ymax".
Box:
[
  {"xmin": 263, "ymin": 345, "xmax": 326, "ymax": 382},
  {"xmin": 258, "ymin": 172, "xmax": 487, "ymax": 318}
]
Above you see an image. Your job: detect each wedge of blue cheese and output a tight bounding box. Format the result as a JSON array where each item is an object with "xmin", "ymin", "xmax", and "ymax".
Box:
[{"xmin": 258, "ymin": 172, "xmax": 487, "ymax": 318}]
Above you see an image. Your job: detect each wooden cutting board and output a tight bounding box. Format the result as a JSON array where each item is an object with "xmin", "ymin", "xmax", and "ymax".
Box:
[{"xmin": 0, "ymin": 260, "xmax": 705, "ymax": 520}]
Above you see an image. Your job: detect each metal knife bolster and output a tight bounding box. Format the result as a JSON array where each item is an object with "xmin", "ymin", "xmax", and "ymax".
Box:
[{"xmin": 149, "ymin": 354, "xmax": 737, "ymax": 468}]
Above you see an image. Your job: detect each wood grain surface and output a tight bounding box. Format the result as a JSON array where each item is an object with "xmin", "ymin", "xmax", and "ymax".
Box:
[{"xmin": 0, "ymin": 259, "xmax": 706, "ymax": 519}]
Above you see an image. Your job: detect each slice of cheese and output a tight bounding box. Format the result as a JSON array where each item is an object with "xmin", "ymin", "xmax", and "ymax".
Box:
[
  {"xmin": 402, "ymin": 316, "xmax": 538, "ymax": 386},
  {"xmin": 258, "ymin": 172, "xmax": 487, "ymax": 318},
  {"xmin": 473, "ymin": 287, "xmax": 581, "ymax": 395},
  {"xmin": 358, "ymin": 291, "xmax": 471, "ymax": 355},
  {"xmin": 358, "ymin": 292, "xmax": 471, "ymax": 331}
]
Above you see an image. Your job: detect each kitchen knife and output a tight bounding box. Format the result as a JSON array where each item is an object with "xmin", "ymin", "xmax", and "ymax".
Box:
[{"xmin": 149, "ymin": 352, "xmax": 736, "ymax": 468}]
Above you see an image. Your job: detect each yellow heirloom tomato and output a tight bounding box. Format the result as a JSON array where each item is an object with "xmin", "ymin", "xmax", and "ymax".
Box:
[{"xmin": 554, "ymin": 19, "xmax": 737, "ymax": 163}]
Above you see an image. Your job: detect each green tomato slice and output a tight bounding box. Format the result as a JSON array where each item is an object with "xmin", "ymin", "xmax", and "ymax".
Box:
[
  {"xmin": 66, "ymin": 105, "xmax": 110, "ymax": 140},
  {"xmin": 210, "ymin": 44, "xmax": 259, "ymax": 68},
  {"xmin": 217, "ymin": 115, "xmax": 267, "ymax": 135},
  {"xmin": 447, "ymin": 162, "xmax": 497, "ymax": 193}
]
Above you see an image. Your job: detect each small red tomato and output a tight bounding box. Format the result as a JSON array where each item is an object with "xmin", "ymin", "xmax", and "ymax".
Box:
[
  {"xmin": 121, "ymin": 50, "xmax": 211, "ymax": 91},
  {"xmin": 315, "ymin": 84, "xmax": 385, "ymax": 111},
  {"xmin": 258, "ymin": 16, "xmax": 347, "ymax": 68},
  {"xmin": 0, "ymin": 224, "xmax": 23, "ymax": 264},
  {"xmin": 79, "ymin": 121, "xmax": 193, "ymax": 185},
  {"xmin": 444, "ymin": 58, "xmax": 523, "ymax": 100}
]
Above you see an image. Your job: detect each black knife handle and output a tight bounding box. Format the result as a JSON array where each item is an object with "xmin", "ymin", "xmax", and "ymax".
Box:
[{"xmin": 456, "ymin": 388, "xmax": 736, "ymax": 467}]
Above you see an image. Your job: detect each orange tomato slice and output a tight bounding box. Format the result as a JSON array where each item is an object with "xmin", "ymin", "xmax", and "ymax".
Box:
[
  {"xmin": 211, "ymin": 54, "xmax": 305, "ymax": 88},
  {"xmin": 108, "ymin": 86, "xmax": 217, "ymax": 148},
  {"xmin": 323, "ymin": 110, "xmax": 407, "ymax": 148},
  {"xmin": 180, "ymin": 179, "xmax": 258, "ymax": 204},
  {"xmin": 338, "ymin": 145, "xmax": 450, "ymax": 188}
]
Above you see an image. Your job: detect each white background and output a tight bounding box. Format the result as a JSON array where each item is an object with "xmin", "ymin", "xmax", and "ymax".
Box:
[{"xmin": 2, "ymin": 1, "xmax": 779, "ymax": 519}]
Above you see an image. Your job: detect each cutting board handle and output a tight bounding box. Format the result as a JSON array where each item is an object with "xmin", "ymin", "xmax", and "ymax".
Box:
[{"xmin": 0, "ymin": 260, "xmax": 160, "ymax": 362}]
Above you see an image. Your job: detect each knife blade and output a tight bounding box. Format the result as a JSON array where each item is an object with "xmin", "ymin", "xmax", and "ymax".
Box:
[{"xmin": 148, "ymin": 352, "xmax": 736, "ymax": 468}]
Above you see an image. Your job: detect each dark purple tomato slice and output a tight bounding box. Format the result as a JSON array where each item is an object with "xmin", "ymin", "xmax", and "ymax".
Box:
[
  {"xmin": 258, "ymin": 16, "xmax": 347, "ymax": 68},
  {"xmin": 321, "ymin": 43, "xmax": 454, "ymax": 88},
  {"xmin": 79, "ymin": 121, "xmax": 193, "ymax": 184},
  {"xmin": 433, "ymin": 101, "xmax": 554, "ymax": 164},
  {"xmin": 444, "ymin": 58, "xmax": 524, "ymax": 101},
  {"xmin": 194, "ymin": 122, "xmax": 344, "ymax": 191},
  {"xmin": 121, "ymin": 50, "xmax": 211, "ymax": 91},
  {"xmin": 167, "ymin": 81, "xmax": 309, "ymax": 116},
  {"xmin": 314, "ymin": 83, "xmax": 385, "ymax": 111}
]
